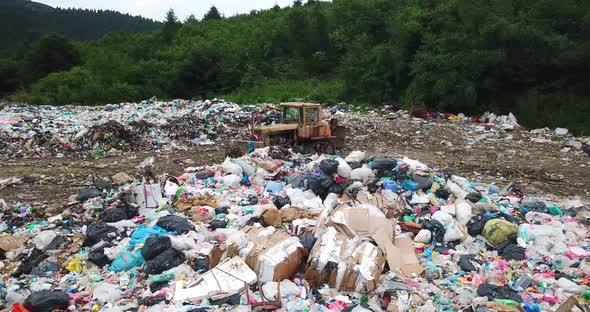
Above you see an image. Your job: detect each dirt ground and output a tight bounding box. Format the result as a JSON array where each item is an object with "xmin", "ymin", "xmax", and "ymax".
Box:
[{"xmin": 1, "ymin": 116, "xmax": 589, "ymax": 208}]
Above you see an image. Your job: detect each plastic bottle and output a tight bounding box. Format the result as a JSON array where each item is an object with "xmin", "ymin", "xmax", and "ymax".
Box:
[
  {"xmin": 119, "ymin": 272, "xmax": 129, "ymax": 288},
  {"xmin": 493, "ymin": 299, "xmax": 520, "ymax": 306},
  {"xmin": 148, "ymin": 272, "xmax": 174, "ymax": 283}
]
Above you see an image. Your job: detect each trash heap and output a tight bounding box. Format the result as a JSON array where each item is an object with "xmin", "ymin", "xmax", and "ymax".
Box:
[
  {"xmin": 0, "ymin": 99, "xmax": 280, "ymax": 157},
  {"xmin": 2, "ymin": 147, "xmax": 590, "ymax": 311}
]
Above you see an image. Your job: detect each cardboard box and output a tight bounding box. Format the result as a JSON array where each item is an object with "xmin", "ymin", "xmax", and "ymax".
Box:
[{"xmin": 305, "ymin": 227, "xmax": 386, "ymax": 293}]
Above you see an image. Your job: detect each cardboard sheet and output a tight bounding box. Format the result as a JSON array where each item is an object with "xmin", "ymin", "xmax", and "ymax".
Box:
[
  {"xmin": 173, "ymin": 256, "xmax": 257, "ymax": 302},
  {"xmin": 372, "ymin": 232, "xmax": 424, "ymax": 277}
]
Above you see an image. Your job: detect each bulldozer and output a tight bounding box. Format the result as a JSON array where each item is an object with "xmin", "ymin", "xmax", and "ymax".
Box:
[{"xmin": 226, "ymin": 102, "xmax": 346, "ymax": 157}]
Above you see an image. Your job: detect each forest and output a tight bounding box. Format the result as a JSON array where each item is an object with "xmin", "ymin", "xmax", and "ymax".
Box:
[{"xmin": 0, "ymin": 0, "xmax": 589, "ymax": 133}]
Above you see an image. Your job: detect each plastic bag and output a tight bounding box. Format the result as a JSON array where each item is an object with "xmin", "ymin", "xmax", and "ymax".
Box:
[
  {"xmin": 101, "ymin": 208, "xmax": 128, "ymax": 223},
  {"xmin": 88, "ymin": 248, "xmax": 112, "ymax": 267},
  {"xmin": 33, "ymin": 231, "xmax": 57, "ymax": 250},
  {"xmin": 319, "ymin": 159, "xmax": 339, "ymax": 175},
  {"xmin": 371, "ymin": 157, "xmax": 397, "ymax": 171},
  {"xmin": 93, "ymin": 282, "xmax": 123, "ymax": 303},
  {"xmin": 458, "ymin": 254, "xmax": 482, "ymax": 272},
  {"xmin": 109, "ymin": 248, "xmax": 145, "ymax": 272},
  {"xmin": 477, "ymin": 283, "xmax": 522, "ymax": 302},
  {"xmin": 432, "ymin": 211, "xmax": 454, "ymax": 228},
  {"xmin": 222, "ymin": 157, "xmax": 243, "ymax": 175},
  {"xmin": 144, "ymin": 248, "xmax": 186, "ymax": 274},
  {"xmin": 86, "ymin": 221, "xmax": 117, "ymax": 245},
  {"xmin": 414, "ymin": 229, "xmax": 432, "ymax": 243},
  {"xmin": 231, "ymin": 159, "xmax": 255, "ymax": 177},
  {"xmin": 444, "ymin": 223, "xmax": 465, "ymax": 242},
  {"xmin": 336, "ymin": 158, "xmax": 352, "ymax": 179},
  {"xmin": 76, "ymin": 186, "xmax": 101, "ymax": 202},
  {"xmin": 455, "ymin": 202, "xmax": 473, "ymax": 225},
  {"xmin": 273, "ymin": 196, "xmax": 291, "ymax": 209},
  {"xmin": 129, "ymin": 224, "xmax": 170, "ymax": 248},
  {"xmin": 221, "ymin": 174, "xmax": 240, "ymax": 189},
  {"xmin": 23, "ymin": 290, "xmax": 69, "ymax": 312},
  {"xmin": 350, "ymin": 167, "xmax": 374, "ymax": 181},
  {"xmin": 467, "ymin": 215, "xmax": 495, "ymax": 236},
  {"xmin": 345, "ymin": 151, "xmax": 366, "ymax": 163},
  {"xmin": 412, "ymin": 174, "xmax": 432, "ymax": 190},
  {"xmin": 465, "ymin": 192, "xmax": 482, "ymax": 203},
  {"xmin": 142, "ymin": 236, "xmax": 172, "ymax": 260},
  {"xmin": 482, "ymin": 219, "xmax": 518, "ymax": 246},
  {"xmin": 156, "ymin": 215, "xmax": 195, "ymax": 234}
]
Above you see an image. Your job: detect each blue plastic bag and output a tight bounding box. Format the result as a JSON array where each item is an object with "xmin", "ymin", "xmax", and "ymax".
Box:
[
  {"xmin": 129, "ymin": 224, "xmax": 171, "ymax": 248},
  {"xmin": 109, "ymin": 248, "xmax": 144, "ymax": 272},
  {"xmin": 401, "ymin": 180, "xmax": 419, "ymax": 191},
  {"xmin": 265, "ymin": 181, "xmax": 284, "ymax": 194}
]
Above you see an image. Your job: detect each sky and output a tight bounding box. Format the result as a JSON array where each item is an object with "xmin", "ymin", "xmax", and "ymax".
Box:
[{"xmin": 34, "ymin": 0, "xmax": 296, "ymax": 21}]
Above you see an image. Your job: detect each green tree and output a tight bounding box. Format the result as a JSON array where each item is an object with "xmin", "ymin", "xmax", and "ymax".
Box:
[
  {"xmin": 28, "ymin": 33, "xmax": 81, "ymax": 82},
  {"xmin": 203, "ymin": 6, "xmax": 221, "ymax": 21},
  {"xmin": 293, "ymin": 1, "xmax": 303, "ymax": 7},
  {"xmin": 163, "ymin": 9, "xmax": 180, "ymax": 43}
]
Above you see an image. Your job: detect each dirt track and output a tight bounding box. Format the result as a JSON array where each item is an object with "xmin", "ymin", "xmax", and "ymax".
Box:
[{"xmin": 1, "ymin": 116, "xmax": 589, "ymax": 208}]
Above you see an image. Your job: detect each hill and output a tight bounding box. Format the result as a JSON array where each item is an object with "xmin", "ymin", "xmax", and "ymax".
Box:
[{"xmin": 0, "ymin": 0, "xmax": 161, "ymax": 48}]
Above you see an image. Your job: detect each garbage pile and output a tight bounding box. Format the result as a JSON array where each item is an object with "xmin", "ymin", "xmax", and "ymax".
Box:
[
  {"xmin": 0, "ymin": 99, "xmax": 280, "ymax": 157},
  {"xmin": 1, "ymin": 146, "xmax": 589, "ymax": 311}
]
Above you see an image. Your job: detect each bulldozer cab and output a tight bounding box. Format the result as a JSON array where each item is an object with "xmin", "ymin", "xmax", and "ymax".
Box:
[{"xmin": 281, "ymin": 102, "xmax": 322, "ymax": 125}]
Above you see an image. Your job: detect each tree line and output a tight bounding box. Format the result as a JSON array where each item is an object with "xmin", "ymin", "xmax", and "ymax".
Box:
[{"xmin": 1, "ymin": 0, "xmax": 588, "ymax": 133}]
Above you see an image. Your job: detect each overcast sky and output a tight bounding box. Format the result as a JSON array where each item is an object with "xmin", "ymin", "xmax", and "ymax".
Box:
[{"xmin": 34, "ymin": 0, "xmax": 296, "ymax": 21}]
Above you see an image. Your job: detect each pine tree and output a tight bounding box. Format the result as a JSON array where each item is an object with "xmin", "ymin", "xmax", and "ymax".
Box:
[
  {"xmin": 203, "ymin": 6, "xmax": 221, "ymax": 21},
  {"xmin": 163, "ymin": 9, "xmax": 180, "ymax": 43}
]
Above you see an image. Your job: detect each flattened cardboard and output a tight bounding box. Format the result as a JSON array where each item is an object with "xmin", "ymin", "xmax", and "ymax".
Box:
[{"xmin": 372, "ymin": 232, "xmax": 424, "ymax": 278}]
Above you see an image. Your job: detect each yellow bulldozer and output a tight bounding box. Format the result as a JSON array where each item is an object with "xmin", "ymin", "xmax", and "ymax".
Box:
[{"xmin": 226, "ymin": 102, "xmax": 346, "ymax": 156}]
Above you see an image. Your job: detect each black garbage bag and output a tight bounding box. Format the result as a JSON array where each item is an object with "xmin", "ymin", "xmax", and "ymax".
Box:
[
  {"xmin": 209, "ymin": 220, "xmax": 228, "ymax": 230},
  {"xmin": 412, "ymin": 175, "xmax": 432, "ymax": 191},
  {"xmin": 88, "ymin": 248, "xmax": 112, "ymax": 267},
  {"xmin": 76, "ymin": 186, "xmax": 101, "ymax": 202},
  {"xmin": 139, "ymin": 295, "xmax": 167, "ymax": 306},
  {"xmin": 156, "ymin": 215, "xmax": 195, "ymax": 234},
  {"xmin": 371, "ymin": 157, "xmax": 397, "ymax": 172},
  {"xmin": 194, "ymin": 170, "xmax": 215, "ymax": 179},
  {"xmin": 94, "ymin": 179, "xmax": 111, "ymax": 191},
  {"xmin": 86, "ymin": 221, "xmax": 117, "ymax": 245},
  {"xmin": 100, "ymin": 208, "xmax": 128, "ymax": 223},
  {"xmin": 299, "ymin": 232, "xmax": 316, "ymax": 250},
  {"xmin": 194, "ymin": 256, "xmax": 210, "ymax": 272},
  {"xmin": 273, "ymin": 196, "xmax": 291, "ymax": 209},
  {"xmin": 150, "ymin": 281, "xmax": 170, "ymax": 293},
  {"xmin": 348, "ymin": 161, "xmax": 362, "ymax": 170},
  {"xmin": 117, "ymin": 201, "xmax": 139, "ymax": 219},
  {"xmin": 144, "ymin": 248, "xmax": 186, "ymax": 274},
  {"xmin": 459, "ymin": 254, "xmax": 482, "ymax": 272},
  {"xmin": 45, "ymin": 235, "xmax": 66, "ymax": 251},
  {"xmin": 467, "ymin": 215, "xmax": 496, "ymax": 236},
  {"xmin": 308, "ymin": 174, "xmax": 334, "ymax": 197},
  {"xmin": 465, "ymin": 192, "xmax": 483, "ymax": 203},
  {"xmin": 435, "ymin": 188, "xmax": 451, "ymax": 200},
  {"xmin": 23, "ymin": 290, "xmax": 70, "ymax": 312},
  {"xmin": 210, "ymin": 293, "xmax": 241, "ymax": 305},
  {"xmin": 319, "ymin": 159, "xmax": 339, "ymax": 175},
  {"xmin": 215, "ymin": 206, "xmax": 229, "ymax": 214},
  {"xmin": 520, "ymin": 198, "xmax": 547, "ymax": 213},
  {"xmin": 14, "ymin": 248, "xmax": 48, "ymax": 277},
  {"xmin": 245, "ymin": 216, "xmax": 261, "ymax": 226},
  {"xmin": 421, "ymin": 219, "xmax": 445, "ymax": 242},
  {"xmin": 477, "ymin": 283, "xmax": 522, "ymax": 302},
  {"xmin": 327, "ymin": 183, "xmax": 344, "ymax": 195},
  {"xmin": 141, "ymin": 236, "xmax": 172, "ymax": 260},
  {"xmin": 495, "ymin": 240, "xmax": 526, "ymax": 261}
]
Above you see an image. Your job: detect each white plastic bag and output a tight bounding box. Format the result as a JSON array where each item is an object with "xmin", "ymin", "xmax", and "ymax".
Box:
[
  {"xmin": 432, "ymin": 211, "xmax": 454, "ymax": 228},
  {"xmin": 221, "ymin": 174, "xmax": 240, "ymax": 189},
  {"xmin": 414, "ymin": 229, "xmax": 432, "ymax": 243},
  {"xmin": 444, "ymin": 223, "xmax": 465, "ymax": 242},
  {"xmin": 33, "ymin": 230, "xmax": 58, "ymax": 250},
  {"xmin": 345, "ymin": 150, "xmax": 366, "ymax": 163},
  {"xmin": 455, "ymin": 202, "xmax": 473, "ymax": 224},
  {"xmin": 93, "ymin": 282, "xmax": 123, "ymax": 303},
  {"xmin": 336, "ymin": 158, "xmax": 352, "ymax": 178},
  {"xmin": 350, "ymin": 167, "xmax": 374, "ymax": 181},
  {"xmin": 222, "ymin": 157, "xmax": 243, "ymax": 176}
]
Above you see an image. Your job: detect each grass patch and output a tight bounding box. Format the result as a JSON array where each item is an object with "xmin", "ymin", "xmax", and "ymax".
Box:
[{"xmin": 220, "ymin": 79, "xmax": 345, "ymax": 105}]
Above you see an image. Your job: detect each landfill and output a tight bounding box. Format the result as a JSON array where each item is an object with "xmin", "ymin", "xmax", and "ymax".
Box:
[
  {"xmin": 1, "ymin": 139, "xmax": 590, "ymax": 311},
  {"xmin": 1, "ymin": 99, "xmax": 590, "ymax": 311},
  {"xmin": 0, "ymin": 99, "xmax": 280, "ymax": 158}
]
